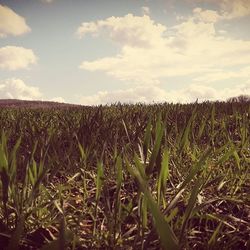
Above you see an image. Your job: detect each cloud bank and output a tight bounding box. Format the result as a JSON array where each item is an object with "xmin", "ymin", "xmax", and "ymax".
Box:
[
  {"xmin": 0, "ymin": 78, "xmax": 66, "ymax": 103},
  {"xmin": 80, "ymin": 82, "xmax": 250, "ymax": 105},
  {"xmin": 77, "ymin": 11, "xmax": 250, "ymax": 86},
  {"xmin": 0, "ymin": 78, "xmax": 42, "ymax": 100}
]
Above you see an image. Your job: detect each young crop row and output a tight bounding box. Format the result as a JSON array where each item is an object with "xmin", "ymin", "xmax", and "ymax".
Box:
[{"xmin": 0, "ymin": 101, "xmax": 249, "ymax": 249}]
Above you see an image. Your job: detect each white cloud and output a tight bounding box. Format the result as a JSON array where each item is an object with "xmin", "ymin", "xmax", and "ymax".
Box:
[
  {"xmin": 79, "ymin": 82, "xmax": 250, "ymax": 105},
  {"xmin": 0, "ymin": 78, "xmax": 67, "ymax": 102},
  {"xmin": 80, "ymin": 86, "xmax": 167, "ymax": 105},
  {"xmin": 0, "ymin": 4, "xmax": 31, "ymax": 38},
  {"xmin": 181, "ymin": 82, "xmax": 250, "ymax": 102},
  {"xmin": 194, "ymin": 66, "xmax": 250, "ymax": 83},
  {"xmin": 142, "ymin": 6, "xmax": 150, "ymax": 15},
  {"xmin": 50, "ymin": 96, "xmax": 65, "ymax": 103},
  {"xmin": 78, "ymin": 14, "xmax": 250, "ymax": 85},
  {"xmin": 76, "ymin": 14, "xmax": 166, "ymax": 48},
  {"xmin": 193, "ymin": 7, "xmax": 221, "ymax": 23},
  {"xmin": 0, "ymin": 46, "xmax": 37, "ymax": 70},
  {"xmin": 0, "ymin": 78, "xmax": 42, "ymax": 100},
  {"xmin": 187, "ymin": 0, "xmax": 250, "ymax": 19}
]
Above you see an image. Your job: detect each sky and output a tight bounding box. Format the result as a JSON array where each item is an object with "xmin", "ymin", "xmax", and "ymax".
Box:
[{"xmin": 0, "ymin": 0, "xmax": 250, "ymax": 105}]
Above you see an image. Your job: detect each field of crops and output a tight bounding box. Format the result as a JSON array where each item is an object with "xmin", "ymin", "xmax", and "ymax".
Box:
[{"xmin": 0, "ymin": 100, "xmax": 249, "ymax": 249}]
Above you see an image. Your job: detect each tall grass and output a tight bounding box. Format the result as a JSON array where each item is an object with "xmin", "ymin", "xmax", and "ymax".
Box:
[{"xmin": 0, "ymin": 101, "xmax": 249, "ymax": 249}]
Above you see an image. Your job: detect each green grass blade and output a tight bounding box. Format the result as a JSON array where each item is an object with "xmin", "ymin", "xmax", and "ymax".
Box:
[
  {"xmin": 122, "ymin": 119, "xmax": 131, "ymax": 144},
  {"xmin": 208, "ymin": 222, "xmax": 223, "ymax": 246},
  {"xmin": 143, "ymin": 119, "xmax": 152, "ymax": 162},
  {"xmin": 147, "ymin": 121, "xmax": 164, "ymax": 175},
  {"xmin": 96, "ymin": 161, "xmax": 104, "ymax": 201},
  {"xmin": 157, "ymin": 149, "xmax": 169, "ymax": 204},
  {"xmin": 0, "ymin": 143, "xmax": 8, "ymax": 171},
  {"xmin": 130, "ymin": 166, "xmax": 179, "ymax": 250},
  {"xmin": 178, "ymin": 148, "xmax": 211, "ymax": 191},
  {"xmin": 116, "ymin": 155, "xmax": 123, "ymax": 187},
  {"xmin": 179, "ymin": 178, "xmax": 203, "ymax": 241},
  {"xmin": 134, "ymin": 153, "xmax": 147, "ymax": 180},
  {"xmin": 179, "ymin": 107, "xmax": 197, "ymax": 153}
]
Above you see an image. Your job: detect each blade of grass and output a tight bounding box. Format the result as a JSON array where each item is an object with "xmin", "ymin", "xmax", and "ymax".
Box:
[
  {"xmin": 129, "ymin": 164, "xmax": 179, "ymax": 250},
  {"xmin": 179, "ymin": 178, "xmax": 203, "ymax": 242},
  {"xmin": 147, "ymin": 120, "xmax": 164, "ymax": 175},
  {"xmin": 143, "ymin": 119, "xmax": 152, "ymax": 163},
  {"xmin": 157, "ymin": 149, "xmax": 169, "ymax": 206}
]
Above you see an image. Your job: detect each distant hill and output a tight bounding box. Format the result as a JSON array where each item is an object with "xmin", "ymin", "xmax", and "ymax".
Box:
[{"xmin": 0, "ymin": 99, "xmax": 82, "ymax": 109}]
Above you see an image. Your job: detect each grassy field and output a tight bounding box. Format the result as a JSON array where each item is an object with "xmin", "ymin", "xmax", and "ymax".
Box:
[{"xmin": 0, "ymin": 100, "xmax": 249, "ymax": 249}]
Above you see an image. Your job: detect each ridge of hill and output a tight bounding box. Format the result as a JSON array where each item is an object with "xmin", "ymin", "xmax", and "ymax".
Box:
[{"xmin": 0, "ymin": 99, "xmax": 82, "ymax": 109}]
